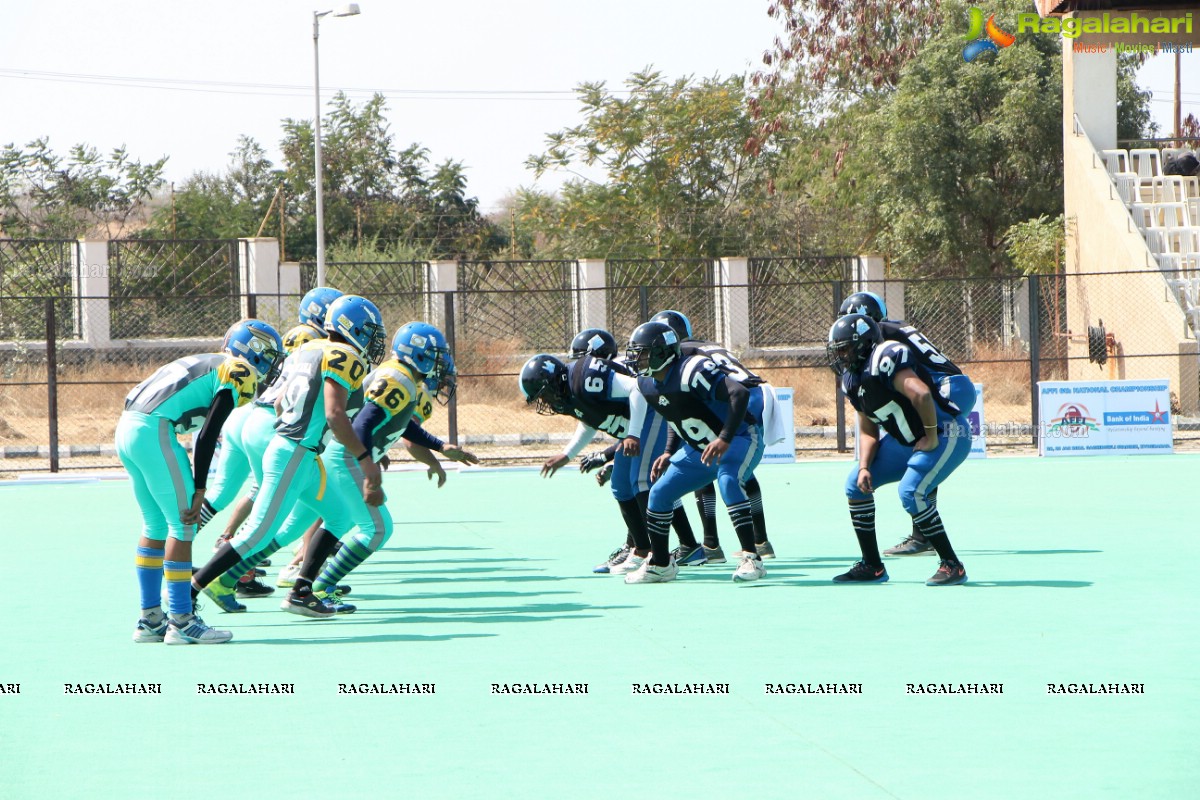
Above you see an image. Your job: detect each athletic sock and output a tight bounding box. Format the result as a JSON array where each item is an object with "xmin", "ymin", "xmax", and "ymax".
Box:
[
  {"xmin": 617, "ymin": 497, "xmax": 650, "ymax": 552},
  {"xmin": 728, "ymin": 501, "xmax": 756, "ymax": 554},
  {"xmin": 910, "ymin": 487, "xmax": 937, "ymax": 541},
  {"xmin": 196, "ymin": 500, "xmax": 219, "ymax": 531},
  {"xmin": 695, "ymin": 484, "xmax": 719, "ymax": 548},
  {"xmin": 912, "ymin": 506, "xmax": 957, "ymax": 561},
  {"xmin": 849, "ymin": 499, "xmax": 881, "ymax": 567},
  {"xmin": 745, "ymin": 477, "xmax": 768, "ymax": 544},
  {"xmin": 314, "ymin": 535, "xmax": 372, "ymax": 593},
  {"xmin": 644, "ymin": 508, "xmax": 673, "ymax": 567},
  {"xmin": 191, "ymin": 541, "xmax": 244, "ymax": 598},
  {"xmin": 298, "ymin": 528, "xmax": 341, "ymax": 583},
  {"xmin": 218, "ymin": 541, "xmax": 282, "ymax": 589},
  {"xmin": 164, "ymin": 560, "xmax": 193, "ymax": 616},
  {"xmin": 671, "ymin": 503, "xmax": 699, "ymax": 549},
  {"xmin": 135, "ymin": 546, "xmax": 165, "ymax": 612}
]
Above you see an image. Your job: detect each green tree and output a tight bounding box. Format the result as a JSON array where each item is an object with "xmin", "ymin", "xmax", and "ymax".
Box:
[
  {"xmin": 521, "ymin": 68, "xmax": 792, "ymax": 258},
  {"xmin": 0, "ymin": 137, "xmax": 166, "ymax": 238}
]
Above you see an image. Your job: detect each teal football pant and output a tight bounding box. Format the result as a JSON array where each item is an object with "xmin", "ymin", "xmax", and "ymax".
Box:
[{"xmin": 115, "ymin": 410, "xmax": 197, "ymax": 543}]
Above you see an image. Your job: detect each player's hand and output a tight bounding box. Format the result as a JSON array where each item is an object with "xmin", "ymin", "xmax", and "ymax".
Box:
[
  {"xmin": 913, "ymin": 434, "xmax": 938, "ymax": 452},
  {"xmin": 380, "ymin": 454, "xmax": 391, "ymax": 471},
  {"xmin": 181, "ymin": 489, "xmax": 206, "ymax": 526},
  {"xmin": 856, "ymin": 467, "xmax": 874, "ymax": 494},
  {"xmin": 442, "ymin": 445, "xmax": 480, "ymax": 465},
  {"xmin": 541, "ymin": 454, "xmax": 570, "ymax": 478},
  {"xmin": 596, "ymin": 463, "xmax": 613, "ymax": 487},
  {"xmin": 650, "ymin": 453, "xmax": 671, "ymax": 482},
  {"xmin": 579, "ymin": 452, "xmax": 608, "ymax": 473},
  {"xmin": 621, "ymin": 437, "xmax": 640, "ymax": 457},
  {"xmin": 701, "ymin": 438, "xmax": 729, "ymax": 466},
  {"xmin": 363, "ymin": 482, "xmax": 385, "ymax": 506},
  {"xmin": 426, "ymin": 461, "xmax": 447, "ymax": 488}
]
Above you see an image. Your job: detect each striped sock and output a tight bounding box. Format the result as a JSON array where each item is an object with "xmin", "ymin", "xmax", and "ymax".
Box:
[
  {"xmin": 163, "ymin": 560, "xmax": 193, "ymax": 616},
  {"xmin": 727, "ymin": 500, "xmax": 756, "ymax": 554},
  {"xmin": 695, "ymin": 485, "xmax": 719, "ymax": 548},
  {"xmin": 912, "ymin": 506, "xmax": 957, "ymax": 561},
  {"xmin": 197, "ymin": 500, "xmax": 218, "ymax": 531},
  {"xmin": 746, "ymin": 478, "xmax": 768, "ymax": 544},
  {"xmin": 849, "ymin": 499, "xmax": 881, "ymax": 566},
  {"xmin": 645, "ymin": 508, "xmax": 673, "ymax": 567},
  {"xmin": 217, "ymin": 541, "xmax": 281, "ymax": 589},
  {"xmin": 671, "ymin": 505, "xmax": 698, "ymax": 549},
  {"xmin": 314, "ymin": 535, "xmax": 373, "ymax": 593},
  {"xmin": 135, "ymin": 546, "xmax": 165, "ymax": 611}
]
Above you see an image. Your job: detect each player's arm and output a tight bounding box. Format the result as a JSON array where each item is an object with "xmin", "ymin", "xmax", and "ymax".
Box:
[
  {"xmin": 702, "ymin": 375, "xmax": 749, "ymax": 466},
  {"xmin": 400, "ymin": 418, "xmax": 480, "ymax": 464},
  {"xmin": 622, "ymin": 382, "xmax": 648, "ymax": 456},
  {"xmin": 894, "ymin": 368, "xmax": 938, "ymax": 452},
  {"xmin": 404, "ymin": 440, "xmax": 448, "ymax": 488},
  {"xmin": 579, "ymin": 441, "xmax": 618, "ymax": 473},
  {"xmin": 325, "ymin": 378, "xmax": 383, "ymax": 505},
  {"xmin": 856, "ymin": 412, "xmax": 881, "ymax": 494},
  {"xmin": 544, "ymin": 422, "xmax": 597, "ymax": 478},
  {"xmin": 182, "ymin": 390, "xmax": 237, "ymax": 524}
]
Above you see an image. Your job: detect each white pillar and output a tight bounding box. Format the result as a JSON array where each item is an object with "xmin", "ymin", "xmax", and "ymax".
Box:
[
  {"xmin": 854, "ymin": 254, "xmax": 904, "ymax": 322},
  {"xmin": 426, "ymin": 260, "xmax": 458, "ymax": 330},
  {"xmin": 279, "ymin": 262, "xmax": 302, "ymax": 298},
  {"xmin": 1063, "ymin": 32, "xmax": 1117, "ymax": 151},
  {"xmin": 574, "ymin": 259, "xmax": 608, "ymax": 331},
  {"xmin": 717, "ymin": 257, "xmax": 750, "ymax": 350},
  {"xmin": 239, "ymin": 238, "xmax": 281, "ymax": 321},
  {"xmin": 74, "ymin": 240, "xmax": 109, "ymax": 347}
]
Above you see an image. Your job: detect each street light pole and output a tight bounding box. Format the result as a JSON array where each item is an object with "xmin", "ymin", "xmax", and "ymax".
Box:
[{"xmin": 312, "ymin": 4, "xmax": 361, "ymax": 288}]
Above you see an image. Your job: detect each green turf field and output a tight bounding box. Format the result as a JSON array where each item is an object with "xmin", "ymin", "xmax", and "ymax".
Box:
[{"xmin": 2, "ymin": 455, "xmax": 1197, "ymax": 799}]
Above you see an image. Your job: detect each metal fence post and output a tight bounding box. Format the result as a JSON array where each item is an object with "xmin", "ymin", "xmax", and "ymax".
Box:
[
  {"xmin": 1028, "ymin": 273, "xmax": 1042, "ymax": 448},
  {"xmin": 443, "ymin": 291, "xmax": 458, "ymax": 445},
  {"xmin": 637, "ymin": 285, "xmax": 649, "ymax": 325},
  {"xmin": 46, "ymin": 298, "xmax": 60, "ymax": 473},
  {"xmin": 247, "ymin": 292, "xmax": 257, "ymax": 320},
  {"xmin": 833, "ymin": 279, "xmax": 847, "ymax": 452}
]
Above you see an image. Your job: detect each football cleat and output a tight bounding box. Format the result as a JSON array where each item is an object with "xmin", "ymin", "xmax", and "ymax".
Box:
[
  {"xmin": 832, "ymin": 561, "xmax": 889, "ymax": 583},
  {"xmin": 732, "ymin": 554, "xmax": 766, "ymax": 583},
  {"xmin": 235, "ymin": 579, "xmax": 275, "ymax": 598},
  {"xmin": 926, "ymin": 559, "xmax": 968, "ymax": 586},
  {"xmin": 593, "ymin": 543, "xmax": 631, "ymax": 574},
  {"xmin": 165, "ymin": 614, "xmax": 232, "ymax": 645},
  {"xmin": 276, "ymin": 564, "xmax": 301, "ymax": 588},
  {"xmin": 883, "ymin": 534, "xmax": 935, "ymax": 557},
  {"xmin": 702, "ymin": 545, "xmax": 727, "ymax": 564},
  {"xmin": 608, "ymin": 553, "xmax": 646, "ymax": 576}
]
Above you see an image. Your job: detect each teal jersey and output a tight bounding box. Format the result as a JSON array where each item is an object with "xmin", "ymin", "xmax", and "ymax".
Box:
[
  {"xmin": 273, "ymin": 339, "xmax": 367, "ymax": 451},
  {"xmin": 330, "ymin": 358, "xmax": 421, "ymax": 463},
  {"xmin": 124, "ymin": 353, "xmax": 257, "ymax": 434}
]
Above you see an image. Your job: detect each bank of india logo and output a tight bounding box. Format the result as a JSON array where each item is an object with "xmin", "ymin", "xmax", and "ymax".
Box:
[
  {"xmin": 1047, "ymin": 403, "xmax": 1099, "ymax": 437},
  {"xmin": 964, "ymin": 7, "xmax": 1015, "ymax": 62}
]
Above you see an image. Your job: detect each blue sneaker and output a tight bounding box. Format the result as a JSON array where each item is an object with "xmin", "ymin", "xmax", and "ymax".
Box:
[
  {"xmin": 594, "ymin": 544, "xmax": 631, "ymax": 574},
  {"xmin": 832, "ymin": 561, "xmax": 889, "ymax": 584},
  {"xmin": 203, "ymin": 581, "xmax": 247, "ymax": 613},
  {"xmin": 671, "ymin": 544, "xmax": 708, "ymax": 567},
  {"xmin": 315, "ymin": 589, "xmax": 357, "ymax": 614}
]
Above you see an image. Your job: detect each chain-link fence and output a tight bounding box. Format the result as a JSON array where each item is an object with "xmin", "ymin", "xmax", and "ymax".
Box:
[
  {"xmin": 108, "ymin": 239, "xmax": 241, "ymax": 338},
  {"xmin": 3, "ymin": 257, "xmax": 1198, "ymax": 473}
]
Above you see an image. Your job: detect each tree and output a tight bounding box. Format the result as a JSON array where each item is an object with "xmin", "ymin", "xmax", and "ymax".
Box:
[
  {"xmin": 521, "ymin": 68, "xmax": 793, "ymax": 258},
  {"xmin": 0, "ymin": 137, "xmax": 166, "ymax": 238}
]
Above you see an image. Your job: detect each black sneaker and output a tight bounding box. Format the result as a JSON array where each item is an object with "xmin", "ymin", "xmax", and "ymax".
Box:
[
  {"xmin": 253, "ymin": 567, "xmax": 268, "ymax": 577},
  {"xmin": 926, "ymin": 559, "xmax": 967, "ymax": 586},
  {"xmin": 235, "ymin": 578, "xmax": 275, "ymax": 598},
  {"xmin": 833, "ymin": 561, "xmax": 889, "ymax": 583},
  {"xmin": 883, "ymin": 533, "xmax": 934, "ymax": 557},
  {"xmin": 281, "ymin": 589, "xmax": 335, "ymax": 618}
]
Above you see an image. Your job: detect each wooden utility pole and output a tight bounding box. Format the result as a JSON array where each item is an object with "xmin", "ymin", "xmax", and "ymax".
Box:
[{"xmin": 1175, "ymin": 52, "xmax": 1182, "ymax": 147}]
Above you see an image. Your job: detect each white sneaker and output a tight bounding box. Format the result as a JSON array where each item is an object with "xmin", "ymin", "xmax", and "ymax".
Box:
[
  {"xmin": 608, "ymin": 553, "xmax": 645, "ymax": 576},
  {"xmin": 732, "ymin": 554, "xmax": 766, "ymax": 583},
  {"xmin": 164, "ymin": 614, "xmax": 233, "ymax": 644},
  {"xmin": 132, "ymin": 613, "xmax": 168, "ymax": 643},
  {"xmin": 624, "ymin": 558, "xmax": 678, "ymax": 584},
  {"xmin": 276, "ymin": 564, "xmax": 301, "ymax": 588}
]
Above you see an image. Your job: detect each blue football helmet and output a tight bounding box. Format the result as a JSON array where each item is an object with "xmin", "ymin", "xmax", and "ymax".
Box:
[
  {"xmin": 325, "ymin": 295, "xmax": 387, "ymax": 364},
  {"xmin": 298, "ymin": 286, "xmax": 344, "ymax": 328},
  {"xmin": 650, "ymin": 309, "xmax": 693, "ymax": 341},
  {"xmin": 222, "ymin": 319, "xmax": 285, "ymax": 386},
  {"xmin": 838, "ymin": 291, "xmax": 888, "ymax": 323},
  {"xmin": 392, "ymin": 321, "xmax": 450, "ymax": 377},
  {"xmin": 426, "ymin": 350, "xmax": 457, "ymax": 405}
]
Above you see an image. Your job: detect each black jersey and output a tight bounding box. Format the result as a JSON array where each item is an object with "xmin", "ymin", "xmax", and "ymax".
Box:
[
  {"xmin": 842, "ymin": 341, "xmax": 961, "ymax": 446},
  {"xmin": 680, "ymin": 340, "xmax": 764, "ymax": 386},
  {"xmin": 878, "ymin": 321, "xmax": 961, "ymax": 376},
  {"xmin": 566, "ymin": 355, "xmax": 633, "ymax": 439},
  {"xmin": 636, "ymin": 354, "xmax": 759, "ymax": 450}
]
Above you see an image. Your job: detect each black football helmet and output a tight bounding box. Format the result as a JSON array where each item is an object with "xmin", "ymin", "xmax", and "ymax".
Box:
[
  {"xmin": 838, "ymin": 291, "xmax": 887, "ymax": 323},
  {"xmin": 827, "ymin": 313, "xmax": 881, "ymax": 376},
  {"xmin": 519, "ymin": 353, "xmax": 572, "ymax": 416},
  {"xmin": 626, "ymin": 321, "xmax": 681, "ymax": 377},
  {"xmin": 650, "ymin": 309, "xmax": 694, "ymax": 341},
  {"xmin": 569, "ymin": 328, "xmax": 618, "ymax": 360}
]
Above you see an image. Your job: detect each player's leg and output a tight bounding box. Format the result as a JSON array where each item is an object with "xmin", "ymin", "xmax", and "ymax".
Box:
[
  {"xmin": 313, "ymin": 449, "xmax": 391, "ymax": 602},
  {"xmin": 282, "ymin": 455, "xmax": 359, "ymax": 617},
  {"xmin": 834, "ymin": 435, "xmax": 909, "ymax": 583},
  {"xmin": 695, "ymin": 483, "xmax": 721, "ymax": 556},
  {"xmin": 626, "ymin": 446, "xmax": 716, "ymax": 583},
  {"xmin": 713, "ymin": 428, "xmax": 768, "ymax": 582},
  {"xmin": 196, "ymin": 405, "xmax": 252, "ymax": 537},
  {"xmin": 898, "ymin": 414, "xmax": 973, "ymax": 586},
  {"xmin": 598, "ymin": 449, "xmax": 646, "ymax": 574},
  {"xmin": 118, "ymin": 414, "xmax": 171, "ymax": 643}
]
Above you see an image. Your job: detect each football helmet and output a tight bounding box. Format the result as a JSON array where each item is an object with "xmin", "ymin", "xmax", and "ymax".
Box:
[
  {"xmin": 519, "ymin": 354, "xmax": 571, "ymax": 416},
  {"xmin": 222, "ymin": 319, "xmax": 285, "ymax": 386},
  {"xmin": 650, "ymin": 309, "xmax": 693, "ymax": 341},
  {"xmin": 298, "ymin": 286, "xmax": 344, "ymax": 328},
  {"xmin": 426, "ymin": 351, "xmax": 457, "ymax": 405},
  {"xmin": 324, "ymin": 295, "xmax": 387, "ymax": 364},
  {"xmin": 838, "ymin": 291, "xmax": 887, "ymax": 323},
  {"xmin": 626, "ymin": 321, "xmax": 680, "ymax": 377},
  {"xmin": 827, "ymin": 313, "xmax": 881, "ymax": 376},
  {"xmin": 392, "ymin": 321, "xmax": 450, "ymax": 377},
  {"xmin": 569, "ymin": 328, "xmax": 618, "ymax": 360}
]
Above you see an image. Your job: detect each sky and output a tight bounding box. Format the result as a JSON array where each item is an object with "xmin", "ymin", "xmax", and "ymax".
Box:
[{"xmin": 0, "ymin": 1, "xmax": 1196, "ymax": 215}]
